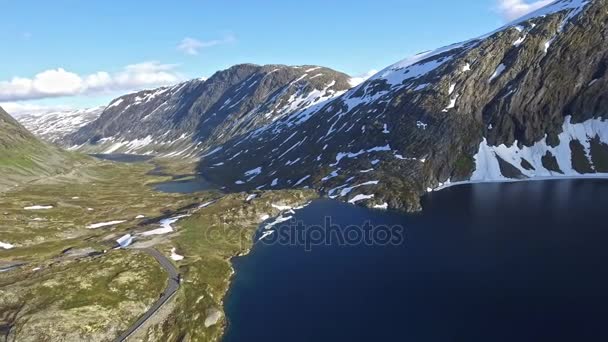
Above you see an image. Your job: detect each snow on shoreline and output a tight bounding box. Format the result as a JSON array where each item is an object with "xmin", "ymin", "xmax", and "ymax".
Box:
[
  {"xmin": 431, "ymin": 174, "xmax": 608, "ymax": 193},
  {"xmin": 257, "ymin": 202, "xmax": 311, "ymax": 241}
]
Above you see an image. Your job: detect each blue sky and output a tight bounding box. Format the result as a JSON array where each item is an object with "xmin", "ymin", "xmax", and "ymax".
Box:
[{"xmin": 0, "ymin": 0, "xmax": 551, "ymax": 114}]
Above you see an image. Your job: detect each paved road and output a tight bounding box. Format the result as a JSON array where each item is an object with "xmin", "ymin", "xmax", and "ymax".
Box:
[{"xmin": 113, "ymin": 248, "xmax": 179, "ymax": 342}]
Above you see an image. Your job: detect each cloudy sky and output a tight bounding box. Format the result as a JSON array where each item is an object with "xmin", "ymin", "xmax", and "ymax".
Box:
[{"xmin": 1, "ymin": 0, "xmax": 554, "ymax": 115}]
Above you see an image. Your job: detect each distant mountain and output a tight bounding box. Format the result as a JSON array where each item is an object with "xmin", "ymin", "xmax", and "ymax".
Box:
[
  {"xmin": 66, "ymin": 64, "xmax": 353, "ymax": 157},
  {"xmin": 0, "ymin": 107, "xmax": 81, "ymax": 191},
  {"xmin": 199, "ymin": 0, "xmax": 608, "ymax": 211},
  {"xmin": 16, "ymin": 106, "xmax": 105, "ymax": 144}
]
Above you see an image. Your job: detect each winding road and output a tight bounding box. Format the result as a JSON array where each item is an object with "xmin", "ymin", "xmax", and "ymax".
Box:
[{"xmin": 113, "ymin": 248, "xmax": 180, "ymax": 342}]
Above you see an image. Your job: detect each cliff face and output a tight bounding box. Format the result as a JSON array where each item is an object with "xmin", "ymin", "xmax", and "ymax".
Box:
[
  {"xmin": 198, "ymin": 0, "xmax": 608, "ymax": 211},
  {"xmin": 66, "ymin": 64, "xmax": 352, "ymax": 157}
]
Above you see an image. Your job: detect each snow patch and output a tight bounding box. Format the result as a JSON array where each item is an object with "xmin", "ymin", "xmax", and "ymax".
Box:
[
  {"xmin": 87, "ymin": 220, "xmax": 126, "ymax": 229},
  {"xmin": 348, "ymin": 194, "xmax": 375, "ymax": 204},
  {"xmin": 294, "ymin": 175, "xmax": 311, "ymax": 186},
  {"xmin": 202, "ymin": 146, "xmax": 223, "ymax": 157},
  {"xmin": 141, "ymin": 215, "xmax": 190, "ymax": 236},
  {"xmin": 258, "ymin": 230, "xmax": 275, "ymax": 241},
  {"xmin": 489, "ymin": 64, "xmax": 506, "ymax": 82},
  {"xmin": 373, "ymin": 203, "xmax": 388, "ymax": 210},
  {"xmin": 0, "ymin": 241, "xmax": 14, "ymax": 249},
  {"xmin": 513, "ymin": 36, "xmax": 526, "ymax": 46},
  {"xmin": 24, "ymin": 205, "xmax": 53, "ymax": 210},
  {"xmin": 199, "ymin": 201, "xmax": 216, "ymax": 209},
  {"xmin": 471, "ymin": 116, "xmax": 608, "ymax": 182},
  {"xmin": 170, "ymin": 248, "xmax": 184, "ymax": 261},
  {"xmin": 244, "ymin": 167, "xmax": 262, "ymax": 179},
  {"xmin": 116, "ymin": 234, "xmax": 134, "ymax": 248}
]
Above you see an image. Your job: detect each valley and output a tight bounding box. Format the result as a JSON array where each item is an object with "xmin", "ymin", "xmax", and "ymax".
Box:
[
  {"xmin": 0, "ymin": 154, "xmax": 315, "ymax": 341},
  {"xmin": 2, "ymin": 0, "xmax": 608, "ymax": 341}
]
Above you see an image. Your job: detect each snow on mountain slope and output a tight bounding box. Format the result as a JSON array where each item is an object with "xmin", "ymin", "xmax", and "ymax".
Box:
[
  {"xmin": 16, "ymin": 106, "xmax": 105, "ymax": 144},
  {"xmin": 66, "ymin": 64, "xmax": 352, "ymax": 157},
  {"xmin": 199, "ymin": 0, "xmax": 608, "ymax": 211}
]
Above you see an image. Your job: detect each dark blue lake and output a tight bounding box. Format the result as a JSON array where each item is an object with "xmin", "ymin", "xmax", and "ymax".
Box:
[
  {"xmin": 89, "ymin": 153, "xmax": 154, "ymax": 163},
  {"xmin": 152, "ymin": 177, "xmax": 218, "ymax": 194},
  {"xmin": 224, "ymin": 179, "xmax": 608, "ymax": 342}
]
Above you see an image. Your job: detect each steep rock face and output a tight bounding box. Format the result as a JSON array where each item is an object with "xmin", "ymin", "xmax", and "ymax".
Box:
[
  {"xmin": 15, "ymin": 106, "xmax": 104, "ymax": 144},
  {"xmin": 0, "ymin": 107, "xmax": 80, "ymax": 191},
  {"xmin": 66, "ymin": 64, "xmax": 352, "ymax": 156},
  {"xmin": 199, "ymin": 0, "xmax": 608, "ymax": 211}
]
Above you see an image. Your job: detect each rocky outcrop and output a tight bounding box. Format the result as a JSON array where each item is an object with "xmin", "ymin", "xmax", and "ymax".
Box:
[{"xmin": 198, "ymin": 0, "xmax": 608, "ymax": 211}]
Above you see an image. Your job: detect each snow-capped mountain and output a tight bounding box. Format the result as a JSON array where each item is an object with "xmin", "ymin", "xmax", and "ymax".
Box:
[
  {"xmin": 66, "ymin": 64, "xmax": 352, "ymax": 157},
  {"xmin": 199, "ymin": 0, "xmax": 608, "ymax": 211},
  {"xmin": 16, "ymin": 106, "xmax": 105, "ymax": 144}
]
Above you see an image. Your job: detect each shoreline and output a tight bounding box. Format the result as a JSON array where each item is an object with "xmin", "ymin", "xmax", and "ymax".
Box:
[
  {"xmin": 431, "ymin": 174, "xmax": 608, "ymax": 192},
  {"xmin": 218, "ymin": 200, "xmax": 313, "ymax": 341}
]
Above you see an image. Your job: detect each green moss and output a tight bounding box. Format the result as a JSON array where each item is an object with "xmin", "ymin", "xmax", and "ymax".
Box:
[
  {"xmin": 0, "ymin": 161, "xmax": 199, "ymax": 252},
  {"xmin": 452, "ymin": 153, "xmax": 475, "ymax": 179},
  {"xmin": 0, "ymin": 250, "xmax": 166, "ymax": 341}
]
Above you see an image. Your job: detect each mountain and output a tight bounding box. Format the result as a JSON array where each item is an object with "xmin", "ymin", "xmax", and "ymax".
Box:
[
  {"xmin": 0, "ymin": 107, "xmax": 81, "ymax": 191},
  {"xmin": 66, "ymin": 64, "xmax": 353, "ymax": 157},
  {"xmin": 198, "ymin": 0, "xmax": 608, "ymax": 211},
  {"xmin": 15, "ymin": 106, "xmax": 105, "ymax": 144}
]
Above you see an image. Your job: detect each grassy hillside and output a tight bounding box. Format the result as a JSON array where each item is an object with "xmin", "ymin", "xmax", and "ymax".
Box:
[{"xmin": 0, "ymin": 106, "xmax": 84, "ymax": 191}]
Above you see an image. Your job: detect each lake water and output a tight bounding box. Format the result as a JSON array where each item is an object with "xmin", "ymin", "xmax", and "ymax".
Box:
[
  {"xmin": 152, "ymin": 177, "xmax": 218, "ymax": 194},
  {"xmin": 89, "ymin": 153, "xmax": 154, "ymax": 163},
  {"xmin": 223, "ymin": 179, "xmax": 608, "ymax": 342},
  {"xmin": 90, "ymin": 153, "xmax": 218, "ymax": 193}
]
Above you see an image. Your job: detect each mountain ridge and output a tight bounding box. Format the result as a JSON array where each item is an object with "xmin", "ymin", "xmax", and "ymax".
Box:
[
  {"xmin": 197, "ymin": 0, "xmax": 608, "ymax": 211},
  {"xmin": 65, "ymin": 63, "xmax": 353, "ymax": 157},
  {"xmin": 16, "ymin": 106, "xmax": 105, "ymax": 144}
]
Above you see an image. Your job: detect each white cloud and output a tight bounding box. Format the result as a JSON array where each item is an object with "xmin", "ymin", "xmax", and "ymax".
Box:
[
  {"xmin": 349, "ymin": 69, "xmax": 379, "ymax": 87},
  {"xmin": 177, "ymin": 34, "xmax": 236, "ymax": 55},
  {"xmin": 0, "ymin": 61, "xmax": 183, "ymax": 102},
  {"xmin": 496, "ymin": 0, "xmax": 554, "ymax": 21},
  {"xmin": 0, "ymin": 102, "xmax": 74, "ymax": 118}
]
